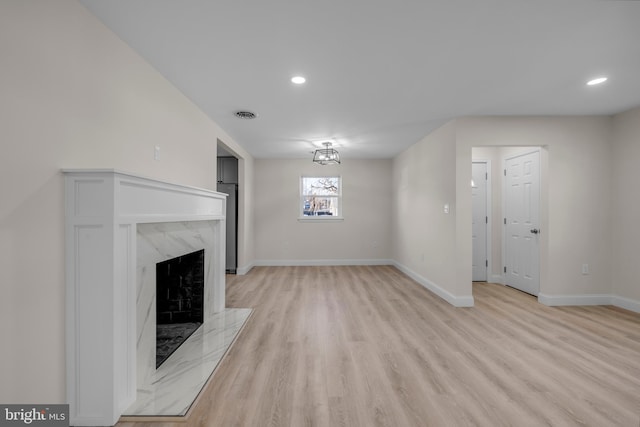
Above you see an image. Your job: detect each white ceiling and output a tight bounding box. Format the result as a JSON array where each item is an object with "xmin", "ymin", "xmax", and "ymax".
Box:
[{"xmin": 80, "ymin": 0, "xmax": 640, "ymax": 159}]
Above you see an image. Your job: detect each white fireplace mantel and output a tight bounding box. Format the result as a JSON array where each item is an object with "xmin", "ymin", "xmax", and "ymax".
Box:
[{"xmin": 63, "ymin": 170, "xmax": 227, "ymax": 426}]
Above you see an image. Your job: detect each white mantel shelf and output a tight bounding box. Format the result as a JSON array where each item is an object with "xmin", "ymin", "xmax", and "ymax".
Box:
[{"xmin": 63, "ymin": 170, "xmax": 227, "ymax": 426}]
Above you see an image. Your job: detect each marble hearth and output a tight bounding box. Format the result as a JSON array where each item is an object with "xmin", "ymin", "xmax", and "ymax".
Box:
[
  {"xmin": 123, "ymin": 308, "xmax": 251, "ymax": 416},
  {"xmin": 63, "ymin": 170, "xmax": 246, "ymax": 426}
]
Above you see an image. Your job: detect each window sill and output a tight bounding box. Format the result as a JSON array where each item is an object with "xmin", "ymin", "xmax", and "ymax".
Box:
[{"xmin": 298, "ymin": 216, "xmax": 344, "ymax": 222}]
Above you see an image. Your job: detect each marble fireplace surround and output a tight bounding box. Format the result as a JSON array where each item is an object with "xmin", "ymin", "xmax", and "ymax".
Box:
[
  {"xmin": 64, "ymin": 170, "xmax": 228, "ymax": 426},
  {"xmin": 135, "ymin": 221, "xmax": 217, "ymax": 390}
]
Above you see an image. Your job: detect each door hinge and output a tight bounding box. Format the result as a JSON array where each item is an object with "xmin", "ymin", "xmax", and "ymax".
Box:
[
  {"xmin": 485, "ymin": 172, "xmax": 488, "ymax": 180},
  {"xmin": 504, "ymin": 218, "xmax": 506, "ymax": 225},
  {"xmin": 504, "ymin": 266, "xmax": 507, "ymax": 273},
  {"xmin": 486, "ymin": 216, "xmax": 488, "ymax": 224},
  {"xmin": 486, "ymin": 260, "xmax": 488, "ymax": 267},
  {"xmin": 504, "ymin": 169, "xmax": 506, "ymax": 176}
]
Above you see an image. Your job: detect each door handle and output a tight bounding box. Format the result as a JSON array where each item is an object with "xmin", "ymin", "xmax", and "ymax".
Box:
[{"xmin": 530, "ymin": 228, "xmax": 539, "ymax": 234}]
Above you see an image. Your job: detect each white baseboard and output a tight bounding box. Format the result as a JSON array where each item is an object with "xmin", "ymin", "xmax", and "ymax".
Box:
[
  {"xmin": 392, "ymin": 261, "xmax": 474, "ymax": 308},
  {"xmin": 236, "ymin": 263, "xmax": 254, "ymax": 275},
  {"xmin": 538, "ymin": 293, "xmax": 640, "ymax": 314},
  {"xmin": 253, "ymin": 259, "xmax": 394, "ymax": 267},
  {"xmin": 611, "ymin": 295, "xmax": 640, "ymax": 313},
  {"xmin": 490, "ymin": 274, "xmax": 505, "ymax": 285},
  {"xmin": 538, "ymin": 293, "xmax": 612, "ymax": 306}
]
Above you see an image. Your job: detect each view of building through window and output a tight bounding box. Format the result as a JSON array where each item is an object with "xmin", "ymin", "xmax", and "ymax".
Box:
[{"xmin": 301, "ymin": 176, "xmax": 341, "ymax": 217}]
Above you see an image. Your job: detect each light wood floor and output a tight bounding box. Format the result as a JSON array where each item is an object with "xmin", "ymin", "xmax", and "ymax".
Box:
[{"xmin": 118, "ymin": 266, "xmax": 640, "ymax": 427}]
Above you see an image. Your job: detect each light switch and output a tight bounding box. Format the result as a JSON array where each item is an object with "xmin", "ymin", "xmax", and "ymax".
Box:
[
  {"xmin": 154, "ymin": 146, "xmax": 161, "ymax": 161},
  {"xmin": 444, "ymin": 204, "xmax": 449, "ymax": 214}
]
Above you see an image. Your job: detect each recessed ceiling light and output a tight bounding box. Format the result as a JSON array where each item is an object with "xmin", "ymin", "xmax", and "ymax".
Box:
[
  {"xmin": 291, "ymin": 76, "xmax": 306, "ymax": 84},
  {"xmin": 587, "ymin": 77, "xmax": 608, "ymax": 86}
]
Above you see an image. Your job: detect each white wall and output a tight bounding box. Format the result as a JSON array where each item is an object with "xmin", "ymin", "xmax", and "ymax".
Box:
[
  {"xmin": 0, "ymin": 0, "xmax": 252, "ymax": 403},
  {"xmin": 254, "ymin": 158, "xmax": 392, "ymax": 264},
  {"xmin": 611, "ymin": 106, "xmax": 640, "ymax": 304},
  {"xmin": 392, "ymin": 122, "xmax": 473, "ymax": 305},
  {"xmin": 237, "ymin": 155, "xmax": 256, "ymax": 273}
]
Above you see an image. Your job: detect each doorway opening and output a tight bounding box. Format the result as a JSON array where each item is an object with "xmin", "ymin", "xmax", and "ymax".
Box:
[
  {"xmin": 472, "ymin": 160, "xmax": 490, "ymax": 282},
  {"xmin": 471, "ymin": 146, "xmax": 543, "ymax": 297},
  {"xmin": 217, "ymin": 142, "xmax": 239, "ymax": 274}
]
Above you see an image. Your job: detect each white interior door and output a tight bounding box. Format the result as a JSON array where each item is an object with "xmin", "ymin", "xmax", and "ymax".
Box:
[
  {"xmin": 472, "ymin": 162, "xmax": 488, "ymax": 281},
  {"xmin": 504, "ymin": 150, "xmax": 540, "ymax": 295}
]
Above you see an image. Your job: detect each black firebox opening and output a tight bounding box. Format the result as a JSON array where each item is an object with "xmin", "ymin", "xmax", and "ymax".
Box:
[{"xmin": 156, "ymin": 249, "xmax": 204, "ymax": 368}]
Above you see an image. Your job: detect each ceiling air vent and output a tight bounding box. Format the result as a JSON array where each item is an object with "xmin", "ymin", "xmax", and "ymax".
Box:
[{"xmin": 234, "ymin": 110, "xmax": 258, "ymax": 119}]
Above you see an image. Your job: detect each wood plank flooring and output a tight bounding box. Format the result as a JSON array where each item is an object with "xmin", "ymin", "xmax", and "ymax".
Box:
[{"xmin": 117, "ymin": 265, "xmax": 640, "ymax": 427}]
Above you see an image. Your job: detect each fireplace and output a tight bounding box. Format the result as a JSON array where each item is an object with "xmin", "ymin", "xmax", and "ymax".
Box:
[
  {"xmin": 156, "ymin": 249, "xmax": 204, "ymax": 368},
  {"xmin": 64, "ymin": 170, "xmax": 228, "ymax": 426}
]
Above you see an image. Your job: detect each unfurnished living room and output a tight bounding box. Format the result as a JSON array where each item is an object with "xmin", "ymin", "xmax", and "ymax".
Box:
[{"xmin": 1, "ymin": 1, "xmax": 639, "ymax": 426}]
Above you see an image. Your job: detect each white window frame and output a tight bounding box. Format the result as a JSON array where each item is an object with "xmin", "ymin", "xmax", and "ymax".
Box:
[{"xmin": 299, "ymin": 176, "xmax": 343, "ymax": 221}]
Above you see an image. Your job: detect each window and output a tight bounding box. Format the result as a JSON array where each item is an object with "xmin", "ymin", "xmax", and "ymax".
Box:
[{"xmin": 300, "ymin": 176, "xmax": 341, "ymax": 218}]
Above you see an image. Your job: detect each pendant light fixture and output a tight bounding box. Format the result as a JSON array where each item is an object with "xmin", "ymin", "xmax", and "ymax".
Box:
[{"xmin": 312, "ymin": 142, "xmax": 340, "ymax": 165}]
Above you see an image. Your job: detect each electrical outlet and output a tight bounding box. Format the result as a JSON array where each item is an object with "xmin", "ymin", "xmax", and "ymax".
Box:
[
  {"xmin": 444, "ymin": 204, "xmax": 449, "ymax": 214},
  {"xmin": 582, "ymin": 263, "xmax": 589, "ymax": 275}
]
